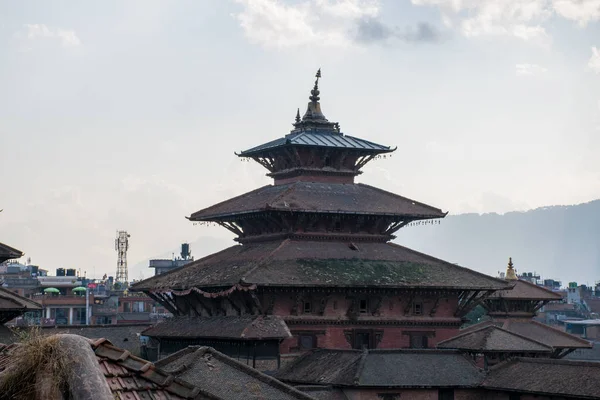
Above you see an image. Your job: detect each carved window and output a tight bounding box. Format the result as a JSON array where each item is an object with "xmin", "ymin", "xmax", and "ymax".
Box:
[
  {"xmin": 299, "ymin": 335, "xmax": 316, "ymax": 349},
  {"xmin": 410, "ymin": 335, "xmax": 428, "ymax": 349},
  {"xmin": 303, "ymin": 301, "xmax": 312, "ymax": 314},
  {"xmin": 413, "ymin": 302, "xmax": 423, "ymax": 315},
  {"xmin": 359, "ymin": 299, "xmax": 369, "ymax": 314},
  {"xmin": 354, "ymin": 332, "xmax": 371, "ymax": 349}
]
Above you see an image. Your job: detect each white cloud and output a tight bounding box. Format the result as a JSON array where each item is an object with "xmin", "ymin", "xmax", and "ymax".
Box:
[
  {"xmin": 232, "ymin": 0, "xmax": 381, "ymax": 48},
  {"xmin": 589, "ymin": 46, "xmax": 600, "ymax": 74},
  {"xmin": 553, "ymin": 0, "xmax": 600, "ymax": 26},
  {"xmin": 412, "ymin": 0, "xmax": 551, "ymax": 44},
  {"xmin": 412, "ymin": 0, "xmax": 600, "ymax": 43},
  {"xmin": 16, "ymin": 24, "xmax": 81, "ymax": 47},
  {"xmin": 515, "ymin": 63, "xmax": 548, "ymax": 76}
]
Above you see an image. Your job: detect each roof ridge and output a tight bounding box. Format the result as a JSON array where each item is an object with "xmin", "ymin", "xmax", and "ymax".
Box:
[
  {"xmin": 191, "ymin": 346, "xmax": 316, "ymax": 399},
  {"xmin": 154, "ymin": 346, "xmax": 198, "ymax": 367},
  {"xmin": 352, "ymin": 349, "xmax": 369, "ymax": 385},
  {"xmin": 528, "ymin": 320, "xmax": 592, "ymax": 346}
]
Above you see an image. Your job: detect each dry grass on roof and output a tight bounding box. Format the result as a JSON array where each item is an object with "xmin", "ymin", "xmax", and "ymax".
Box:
[{"xmin": 0, "ymin": 328, "xmax": 70, "ymax": 400}]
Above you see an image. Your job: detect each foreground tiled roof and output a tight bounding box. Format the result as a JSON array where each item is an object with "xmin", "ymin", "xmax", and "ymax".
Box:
[
  {"xmin": 155, "ymin": 346, "xmax": 316, "ymax": 400},
  {"xmin": 132, "ymin": 240, "xmax": 509, "ymax": 291},
  {"xmin": 275, "ymin": 349, "xmax": 484, "ymax": 388},
  {"xmin": 488, "ymin": 279, "xmax": 563, "ymax": 300},
  {"xmin": 0, "ymin": 242, "xmax": 22, "ymax": 263},
  {"xmin": 483, "ymin": 358, "xmax": 600, "ymax": 399},
  {"xmin": 92, "ymin": 338, "xmax": 216, "ymax": 399},
  {"xmin": 437, "ymin": 325, "xmax": 552, "ymax": 353},
  {"xmin": 0, "ymin": 334, "xmax": 215, "ymax": 400},
  {"xmin": 143, "ymin": 316, "xmax": 291, "ymax": 340},
  {"xmin": 239, "ymin": 130, "xmax": 393, "ymax": 156},
  {"xmin": 189, "ymin": 182, "xmax": 445, "ymax": 221},
  {"xmin": 462, "ymin": 320, "xmax": 591, "ymax": 349}
]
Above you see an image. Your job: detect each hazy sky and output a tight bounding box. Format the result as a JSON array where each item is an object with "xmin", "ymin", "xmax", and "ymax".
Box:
[{"xmin": 1, "ymin": 0, "xmax": 599, "ymax": 280}]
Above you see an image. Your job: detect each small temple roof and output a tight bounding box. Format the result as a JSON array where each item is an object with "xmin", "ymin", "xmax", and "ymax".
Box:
[
  {"xmin": 0, "ymin": 287, "xmax": 42, "ymax": 324},
  {"xmin": 238, "ymin": 69, "xmax": 394, "ymax": 157},
  {"xmin": 461, "ymin": 320, "xmax": 591, "ymax": 350},
  {"xmin": 132, "ymin": 240, "xmax": 509, "ymax": 292},
  {"xmin": 155, "ymin": 346, "xmax": 315, "ymax": 400},
  {"xmin": 275, "ymin": 348, "xmax": 484, "ymax": 388},
  {"xmin": 483, "ymin": 357, "xmax": 600, "ymax": 399},
  {"xmin": 239, "ymin": 131, "xmax": 393, "ymax": 156},
  {"xmin": 488, "ymin": 279, "xmax": 563, "ymax": 301},
  {"xmin": 0, "ymin": 242, "xmax": 23, "ymax": 264},
  {"xmin": 437, "ymin": 325, "xmax": 553, "ymax": 353},
  {"xmin": 188, "ymin": 182, "xmax": 446, "ymax": 221},
  {"xmin": 142, "ymin": 316, "xmax": 291, "ymax": 340}
]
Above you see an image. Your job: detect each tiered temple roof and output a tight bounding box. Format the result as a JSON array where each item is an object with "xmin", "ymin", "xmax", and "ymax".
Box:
[
  {"xmin": 0, "ymin": 242, "xmax": 22, "ymax": 264},
  {"xmin": 134, "ymin": 240, "xmax": 507, "ymax": 292}
]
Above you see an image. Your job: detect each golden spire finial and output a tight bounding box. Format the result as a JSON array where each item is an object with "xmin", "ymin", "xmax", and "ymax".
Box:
[{"xmin": 505, "ymin": 257, "xmax": 518, "ymax": 280}]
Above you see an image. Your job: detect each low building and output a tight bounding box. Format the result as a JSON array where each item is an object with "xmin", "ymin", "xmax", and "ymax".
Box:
[
  {"xmin": 142, "ymin": 315, "xmax": 291, "ymax": 368},
  {"xmin": 155, "ymin": 346, "xmax": 314, "ymax": 400},
  {"xmin": 275, "ymin": 348, "xmax": 485, "ymax": 399},
  {"xmin": 564, "ymin": 319, "xmax": 600, "ymax": 340}
]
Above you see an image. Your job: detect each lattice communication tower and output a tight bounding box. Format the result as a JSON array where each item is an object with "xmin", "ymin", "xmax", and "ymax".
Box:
[{"xmin": 115, "ymin": 231, "xmax": 130, "ymax": 285}]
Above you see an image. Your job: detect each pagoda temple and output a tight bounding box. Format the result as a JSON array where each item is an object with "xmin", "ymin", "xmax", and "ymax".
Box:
[
  {"xmin": 438, "ymin": 258, "xmax": 591, "ymax": 366},
  {"xmin": 133, "ymin": 70, "xmax": 509, "ymax": 359}
]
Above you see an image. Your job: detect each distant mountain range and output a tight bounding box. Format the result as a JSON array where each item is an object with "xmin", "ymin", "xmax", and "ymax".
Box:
[
  {"xmin": 395, "ymin": 200, "xmax": 600, "ymax": 286},
  {"xmin": 132, "ymin": 200, "xmax": 600, "ymax": 286}
]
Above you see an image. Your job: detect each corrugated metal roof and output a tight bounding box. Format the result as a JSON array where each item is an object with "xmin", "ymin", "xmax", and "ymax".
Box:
[{"xmin": 239, "ymin": 130, "xmax": 392, "ymax": 155}]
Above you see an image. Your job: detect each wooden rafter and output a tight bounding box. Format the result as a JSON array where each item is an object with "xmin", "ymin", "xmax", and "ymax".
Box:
[
  {"xmin": 356, "ymin": 154, "xmax": 376, "ymax": 170},
  {"xmin": 385, "ymin": 220, "xmax": 412, "ymax": 235}
]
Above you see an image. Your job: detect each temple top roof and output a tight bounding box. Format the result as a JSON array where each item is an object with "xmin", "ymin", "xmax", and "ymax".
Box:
[
  {"xmin": 188, "ymin": 182, "xmax": 446, "ymax": 222},
  {"xmin": 488, "ymin": 279, "xmax": 563, "ymax": 301},
  {"xmin": 237, "ymin": 69, "xmax": 394, "ymax": 158}
]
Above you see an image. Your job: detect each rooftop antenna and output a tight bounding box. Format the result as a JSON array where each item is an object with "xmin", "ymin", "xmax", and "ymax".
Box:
[{"xmin": 115, "ymin": 231, "xmax": 130, "ymax": 285}]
